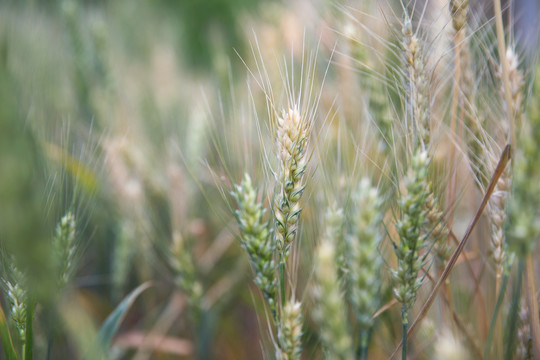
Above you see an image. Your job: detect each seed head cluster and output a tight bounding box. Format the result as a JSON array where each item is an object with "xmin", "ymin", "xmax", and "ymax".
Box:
[
  {"xmin": 275, "ymin": 108, "xmax": 310, "ymax": 253},
  {"xmin": 53, "ymin": 211, "xmax": 77, "ymax": 287},
  {"xmin": 348, "ymin": 178, "xmax": 384, "ymax": 332},
  {"xmin": 402, "ymin": 19, "xmax": 430, "ymax": 147},
  {"xmin": 392, "ymin": 151, "xmax": 430, "ymax": 318},
  {"xmin": 232, "ymin": 174, "xmax": 278, "ymax": 316},
  {"xmin": 449, "ymin": 0, "xmax": 469, "ymax": 32},
  {"xmin": 313, "ymin": 222, "xmax": 354, "ymax": 360},
  {"xmin": 277, "ymin": 300, "xmax": 303, "ymax": 360}
]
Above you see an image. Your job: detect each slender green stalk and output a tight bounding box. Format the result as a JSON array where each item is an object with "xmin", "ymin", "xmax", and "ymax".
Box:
[
  {"xmin": 524, "ymin": 256, "xmax": 540, "ymax": 359},
  {"xmin": 504, "ymin": 259, "xmax": 524, "ymax": 360},
  {"xmin": 22, "ymin": 300, "xmax": 33, "ymax": 360},
  {"xmin": 358, "ymin": 333, "xmax": 369, "ymax": 360},
  {"xmin": 401, "ymin": 309, "xmax": 408, "ymax": 360},
  {"xmin": 483, "ymin": 264, "xmax": 510, "ymax": 360},
  {"xmin": 280, "ymin": 257, "xmax": 286, "ymax": 307}
]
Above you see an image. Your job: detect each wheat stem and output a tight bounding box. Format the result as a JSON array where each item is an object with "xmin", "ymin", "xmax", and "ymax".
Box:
[
  {"xmin": 401, "ymin": 309, "xmax": 408, "ymax": 360},
  {"xmin": 524, "ymin": 256, "xmax": 540, "ymax": 358}
]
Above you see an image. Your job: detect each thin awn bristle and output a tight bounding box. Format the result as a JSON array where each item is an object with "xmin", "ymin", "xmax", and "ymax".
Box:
[{"xmin": 449, "ymin": 0, "xmax": 490, "ymax": 190}]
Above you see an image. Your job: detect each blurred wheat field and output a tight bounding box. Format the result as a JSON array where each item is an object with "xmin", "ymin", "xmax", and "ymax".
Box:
[{"xmin": 0, "ymin": 0, "xmax": 539, "ymax": 359}]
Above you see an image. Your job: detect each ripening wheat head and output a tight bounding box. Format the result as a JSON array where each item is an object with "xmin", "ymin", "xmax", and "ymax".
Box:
[{"xmin": 274, "ymin": 106, "xmax": 311, "ymax": 253}]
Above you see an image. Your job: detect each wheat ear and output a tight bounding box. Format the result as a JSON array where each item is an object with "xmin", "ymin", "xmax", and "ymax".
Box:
[
  {"xmin": 347, "ymin": 178, "xmax": 384, "ymax": 355},
  {"xmin": 169, "ymin": 232, "xmax": 203, "ymax": 317},
  {"xmin": 274, "ymin": 107, "xmax": 310, "ymax": 256},
  {"xmin": 232, "ymin": 174, "xmax": 279, "ymax": 317},
  {"xmin": 53, "ymin": 211, "xmax": 77, "ymax": 287},
  {"xmin": 392, "ymin": 150, "xmax": 430, "ymax": 359},
  {"xmin": 313, "ymin": 213, "xmax": 354, "ymax": 360},
  {"xmin": 402, "ymin": 17, "xmax": 430, "ymax": 148},
  {"xmin": 277, "ymin": 300, "xmax": 303, "ymax": 360},
  {"xmin": 4, "ymin": 265, "xmax": 28, "ymax": 343},
  {"xmin": 326, "ymin": 207, "xmax": 348, "ymax": 280}
]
